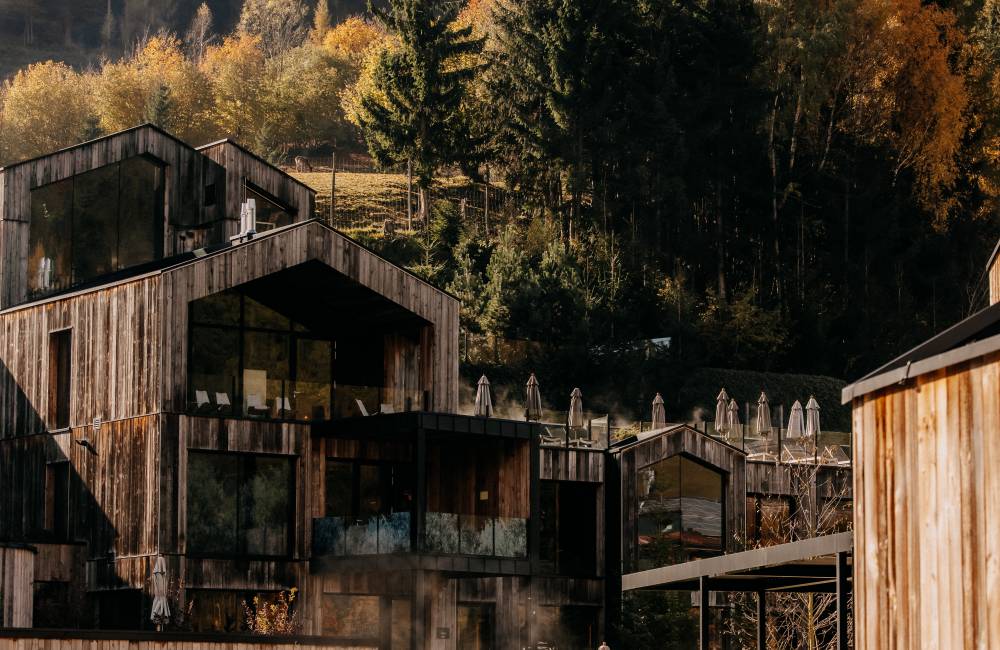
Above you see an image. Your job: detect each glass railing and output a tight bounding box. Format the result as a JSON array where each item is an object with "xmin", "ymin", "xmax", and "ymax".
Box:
[
  {"xmin": 693, "ymin": 419, "xmax": 852, "ymax": 467},
  {"xmin": 313, "ymin": 513, "xmax": 412, "ymax": 556},
  {"xmin": 189, "ymin": 382, "xmax": 428, "ymax": 421},
  {"xmin": 424, "ymin": 512, "xmax": 527, "ymax": 558}
]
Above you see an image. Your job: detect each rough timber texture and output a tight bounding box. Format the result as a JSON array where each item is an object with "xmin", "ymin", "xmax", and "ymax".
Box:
[
  {"xmin": 851, "ymin": 351, "xmax": 1000, "ymax": 650},
  {"xmin": 197, "ymin": 139, "xmax": 315, "ymax": 235},
  {"xmin": 0, "ymin": 545, "xmax": 35, "ymax": 627},
  {"xmin": 991, "ymin": 254, "xmax": 1000, "ymax": 305}
]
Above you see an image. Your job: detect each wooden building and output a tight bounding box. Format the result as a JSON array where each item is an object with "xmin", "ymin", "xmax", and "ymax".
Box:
[
  {"xmin": 843, "ymin": 294, "xmax": 1000, "ymax": 649},
  {"xmin": 0, "ymin": 126, "xmax": 608, "ymax": 648}
]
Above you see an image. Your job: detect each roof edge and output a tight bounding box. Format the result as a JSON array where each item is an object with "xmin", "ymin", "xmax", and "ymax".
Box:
[{"xmin": 196, "ymin": 138, "xmax": 317, "ymax": 196}]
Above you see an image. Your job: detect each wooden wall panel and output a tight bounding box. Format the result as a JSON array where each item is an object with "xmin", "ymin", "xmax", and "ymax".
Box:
[
  {"xmin": 990, "ymin": 256, "xmax": 1000, "ymax": 305},
  {"xmin": 0, "ymin": 636, "xmax": 376, "ymax": 650},
  {"xmin": 540, "ymin": 448, "xmax": 605, "ymax": 482},
  {"xmin": 852, "ymin": 351, "xmax": 1000, "ymax": 650},
  {"xmin": 197, "ymin": 140, "xmax": 315, "ymax": 236},
  {"xmin": 0, "ymin": 545, "xmax": 35, "ymax": 627},
  {"xmin": 426, "ymin": 438, "xmax": 530, "ymax": 518},
  {"xmin": 0, "ymin": 276, "xmax": 162, "ymax": 438}
]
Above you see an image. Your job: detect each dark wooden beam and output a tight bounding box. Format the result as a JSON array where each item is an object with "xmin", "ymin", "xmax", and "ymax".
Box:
[
  {"xmin": 757, "ymin": 590, "xmax": 766, "ymax": 650},
  {"xmin": 699, "ymin": 575, "xmax": 710, "ymax": 650}
]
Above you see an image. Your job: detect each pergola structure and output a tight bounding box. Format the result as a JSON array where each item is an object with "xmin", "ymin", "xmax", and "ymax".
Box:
[{"xmin": 622, "ymin": 532, "xmax": 853, "ymax": 650}]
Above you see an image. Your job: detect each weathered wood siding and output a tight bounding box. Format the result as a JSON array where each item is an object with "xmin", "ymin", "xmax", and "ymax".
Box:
[
  {"xmin": 159, "ymin": 221, "xmax": 460, "ymax": 414},
  {"xmin": 197, "ymin": 140, "xmax": 315, "ymax": 233},
  {"xmin": 0, "ymin": 545, "xmax": 35, "ymax": 627},
  {"xmin": 990, "ymin": 255, "xmax": 1000, "ymax": 305},
  {"xmin": 852, "ymin": 351, "xmax": 1000, "ymax": 650},
  {"xmin": 0, "ymin": 276, "xmax": 162, "ymax": 438},
  {"xmin": 0, "ymin": 125, "xmax": 226, "ymax": 309},
  {"xmin": 539, "ymin": 448, "xmax": 605, "ymax": 482}
]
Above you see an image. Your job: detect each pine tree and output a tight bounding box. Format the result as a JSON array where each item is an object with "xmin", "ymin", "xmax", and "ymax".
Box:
[
  {"xmin": 354, "ymin": 0, "xmax": 483, "ymax": 220},
  {"xmin": 145, "ymin": 83, "xmax": 173, "ymax": 130}
]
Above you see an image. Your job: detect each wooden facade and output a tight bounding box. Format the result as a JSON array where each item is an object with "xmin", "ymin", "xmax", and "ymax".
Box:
[
  {"xmin": 0, "ymin": 544, "xmax": 35, "ymax": 627},
  {"xmin": 848, "ymin": 349, "xmax": 1000, "ymax": 649}
]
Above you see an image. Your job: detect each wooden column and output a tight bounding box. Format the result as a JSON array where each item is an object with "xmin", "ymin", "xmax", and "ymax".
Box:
[
  {"xmin": 529, "ymin": 425, "xmax": 541, "ymax": 574},
  {"xmin": 699, "ymin": 576, "xmax": 710, "ymax": 650},
  {"xmin": 756, "ymin": 590, "xmax": 766, "ymax": 650},
  {"xmin": 836, "ymin": 550, "xmax": 850, "ymax": 650}
]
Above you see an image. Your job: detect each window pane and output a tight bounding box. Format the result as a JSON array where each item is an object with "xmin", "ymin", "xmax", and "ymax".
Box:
[
  {"xmin": 322, "ymin": 595, "xmax": 379, "ymax": 637},
  {"xmin": 118, "ymin": 156, "xmax": 163, "ymax": 268},
  {"xmin": 680, "ymin": 458, "xmax": 724, "ymax": 558},
  {"xmin": 190, "ymin": 291, "xmax": 241, "ymax": 327},
  {"xmin": 294, "ymin": 338, "xmax": 331, "ymax": 421},
  {"xmin": 247, "ymin": 186, "xmax": 293, "ymax": 231},
  {"xmin": 189, "ymin": 326, "xmax": 239, "ymax": 415},
  {"xmin": 187, "ymin": 452, "xmax": 238, "ymax": 555},
  {"xmin": 72, "ymin": 164, "xmax": 119, "ymax": 282},
  {"xmin": 325, "ymin": 460, "xmax": 353, "ymax": 519},
  {"xmin": 245, "ymin": 295, "xmax": 290, "ymax": 329},
  {"xmin": 637, "ymin": 455, "xmax": 682, "ymax": 569},
  {"xmin": 241, "ymin": 455, "xmax": 292, "ymax": 556},
  {"xmin": 243, "ymin": 330, "xmax": 291, "ymax": 417},
  {"xmin": 358, "ymin": 464, "xmax": 383, "ymax": 518},
  {"xmin": 28, "ymin": 178, "xmax": 73, "ymax": 297}
]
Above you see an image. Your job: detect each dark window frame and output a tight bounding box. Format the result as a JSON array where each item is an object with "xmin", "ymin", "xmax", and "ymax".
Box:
[
  {"xmin": 185, "ymin": 449, "xmax": 297, "ymax": 560},
  {"xmin": 47, "ymin": 329, "xmax": 72, "ymax": 431},
  {"xmin": 187, "ymin": 289, "xmax": 336, "ymax": 423},
  {"xmin": 324, "ymin": 457, "xmax": 415, "ymax": 521}
]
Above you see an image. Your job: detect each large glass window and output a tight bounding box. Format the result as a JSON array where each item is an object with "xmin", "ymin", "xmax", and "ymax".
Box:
[
  {"xmin": 188, "ymin": 289, "xmax": 333, "ymax": 420},
  {"xmin": 637, "ymin": 455, "xmax": 724, "ymax": 570},
  {"xmin": 539, "ymin": 481, "xmax": 598, "ymax": 575},
  {"xmin": 322, "ymin": 595, "xmax": 380, "ymax": 638},
  {"xmin": 27, "ymin": 156, "xmax": 164, "ymax": 300},
  {"xmin": 186, "ymin": 451, "xmax": 294, "ymax": 558}
]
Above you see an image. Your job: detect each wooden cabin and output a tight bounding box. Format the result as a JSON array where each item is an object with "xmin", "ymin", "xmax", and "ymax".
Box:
[
  {"xmin": 0, "ymin": 126, "xmax": 608, "ymax": 648},
  {"xmin": 843, "ymin": 297, "xmax": 1000, "ymax": 649}
]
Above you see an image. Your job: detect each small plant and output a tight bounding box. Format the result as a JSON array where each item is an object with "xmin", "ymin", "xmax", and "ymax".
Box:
[{"xmin": 243, "ymin": 588, "xmax": 300, "ymax": 636}]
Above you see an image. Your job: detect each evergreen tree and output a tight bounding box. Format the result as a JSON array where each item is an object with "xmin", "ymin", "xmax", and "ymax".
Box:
[
  {"xmin": 354, "ymin": 0, "xmax": 483, "ymax": 220},
  {"xmin": 145, "ymin": 83, "xmax": 173, "ymax": 129}
]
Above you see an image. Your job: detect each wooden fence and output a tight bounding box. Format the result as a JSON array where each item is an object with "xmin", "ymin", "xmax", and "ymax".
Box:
[{"xmin": 0, "ymin": 630, "xmax": 377, "ymax": 650}]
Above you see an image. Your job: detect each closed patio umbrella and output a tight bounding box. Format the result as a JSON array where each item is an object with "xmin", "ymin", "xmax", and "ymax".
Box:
[
  {"xmin": 568, "ymin": 388, "xmax": 584, "ymax": 428},
  {"xmin": 805, "ymin": 396, "xmax": 821, "ymax": 437},
  {"xmin": 150, "ymin": 555, "xmax": 170, "ymax": 629},
  {"xmin": 727, "ymin": 398, "xmax": 741, "ymax": 436},
  {"xmin": 526, "ymin": 373, "xmax": 542, "ymax": 421},
  {"xmin": 756, "ymin": 392, "xmax": 772, "ymax": 436},
  {"xmin": 715, "ymin": 388, "xmax": 730, "ymax": 434},
  {"xmin": 474, "ymin": 375, "xmax": 493, "ymax": 418},
  {"xmin": 786, "ymin": 400, "xmax": 805, "ymax": 439},
  {"xmin": 651, "ymin": 393, "xmax": 666, "ymax": 429}
]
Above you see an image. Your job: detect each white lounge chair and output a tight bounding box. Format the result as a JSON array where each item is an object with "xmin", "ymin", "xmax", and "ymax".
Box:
[
  {"xmin": 215, "ymin": 392, "xmax": 231, "ymax": 414},
  {"xmin": 355, "ymin": 399, "xmax": 370, "ymax": 417},
  {"xmin": 195, "ymin": 390, "xmax": 210, "ymax": 411}
]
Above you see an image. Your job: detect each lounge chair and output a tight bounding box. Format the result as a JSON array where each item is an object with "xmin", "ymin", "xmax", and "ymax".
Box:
[
  {"xmin": 195, "ymin": 390, "xmax": 210, "ymax": 413},
  {"xmin": 246, "ymin": 394, "xmax": 267, "ymax": 417},
  {"xmin": 355, "ymin": 399, "xmax": 370, "ymax": 417},
  {"xmin": 215, "ymin": 392, "xmax": 231, "ymax": 415}
]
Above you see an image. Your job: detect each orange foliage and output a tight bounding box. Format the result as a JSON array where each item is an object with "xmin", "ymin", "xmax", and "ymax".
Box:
[{"xmin": 322, "ymin": 17, "xmax": 384, "ymax": 61}]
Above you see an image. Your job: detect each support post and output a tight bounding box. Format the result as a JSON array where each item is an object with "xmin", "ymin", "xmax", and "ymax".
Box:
[
  {"xmin": 699, "ymin": 575, "xmax": 710, "ymax": 650},
  {"xmin": 330, "ymin": 150, "xmax": 336, "ymax": 224},
  {"xmin": 756, "ymin": 590, "xmax": 766, "ymax": 650},
  {"xmin": 836, "ymin": 550, "xmax": 850, "ymax": 650},
  {"xmin": 407, "ymin": 159, "xmax": 413, "ymax": 230}
]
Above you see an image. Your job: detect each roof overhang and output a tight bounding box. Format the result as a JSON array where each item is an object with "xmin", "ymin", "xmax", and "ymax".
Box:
[{"xmin": 622, "ymin": 531, "xmax": 852, "ymax": 593}]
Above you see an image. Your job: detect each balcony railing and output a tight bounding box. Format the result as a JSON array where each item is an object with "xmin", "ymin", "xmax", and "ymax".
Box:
[
  {"xmin": 312, "ymin": 513, "xmax": 528, "ymax": 559},
  {"xmin": 537, "ymin": 415, "xmax": 610, "ymax": 450}
]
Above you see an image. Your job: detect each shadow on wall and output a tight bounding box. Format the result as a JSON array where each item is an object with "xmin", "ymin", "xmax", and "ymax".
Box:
[{"xmin": 0, "ymin": 357, "xmax": 144, "ymax": 629}]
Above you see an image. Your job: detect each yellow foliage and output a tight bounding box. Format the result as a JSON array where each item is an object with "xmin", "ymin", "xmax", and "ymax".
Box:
[
  {"xmin": 92, "ymin": 35, "xmax": 214, "ymax": 144},
  {"xmin": 243, "ymin": 588, "xmax": 299, "ymax": 636},
  {"xmin": 201, "ymin": 33, "xmax": 268, "ymax": 143},
  {"xmin": 322, "ymin": 17, "xmax": 384, "ymax": 61},
  {"xmin": 0, "ymin": 61, "xmax": 94, "ymax": 165}
]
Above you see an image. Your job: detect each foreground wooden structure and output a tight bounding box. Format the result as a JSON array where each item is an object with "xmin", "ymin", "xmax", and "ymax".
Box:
[{"xmin": 844, "ymin": 298, "xmax": 1000, "ymax": 649}]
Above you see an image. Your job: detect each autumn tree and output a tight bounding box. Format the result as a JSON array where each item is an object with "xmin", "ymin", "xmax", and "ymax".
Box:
[
  {"xmin": 184, "ymin": 2, "xmax": 215, "ymax": 63},
  {"xmin": 351, "ymin": 0, "xmax": 483, "ymax": 220},
  {"xmin": 322, "ymin": 15, "xmax": 383, "ymax": 62},
  {"xmin": 311, "ymin": 0, "xmax": 333, "ymax": 44},
  {"xmin": 201, "ymin": 33, "xmax": 268, "ymax": 143},
  {"xmin": 0, "ymin": 61, "xmax": 94, "ymax": 165},
  {"xmin": 237, "ymin": 0, "xmax": 310, "ymax": 58}
]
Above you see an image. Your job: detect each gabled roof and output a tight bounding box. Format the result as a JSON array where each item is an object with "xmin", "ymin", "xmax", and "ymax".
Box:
[
  {"xmin": 196, "ymin": 138, "xmax": 316, "ymax": 196},
  {"xmin": 611, "ymin": 422, "xmax": 746, "ymax": 457},
  {"xmin": 0, "ymin": 123, "xmax": 192, "ymax": 172},
  {"xmin": 841, "ymin": 300, "xmax": 1000, "ymax": 403}
]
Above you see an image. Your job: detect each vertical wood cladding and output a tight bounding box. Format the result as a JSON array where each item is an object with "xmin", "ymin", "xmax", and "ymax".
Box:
[
  {"xmin": 851, "ymin": 352, "xmax": 1000, "ymax": 650},
  {"xmin": 0, "ymin": 545, "xmax": 35, "ymax": 627},
  {"xmin": 991, "ymin": 255, "xmax": 1000, "ymax": 305},
  {"xmin": 197, "ymin": 140, "xmax": 315, "ymax": 236}
]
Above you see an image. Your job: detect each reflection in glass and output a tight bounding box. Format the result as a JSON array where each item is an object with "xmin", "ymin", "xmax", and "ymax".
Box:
[
  {"xmin": 27, "ymin": 155, "xmax": 165, "ymax": 301},
  {"xmin": 295, "ymin": 338, "xmax": 331, "ymax": 420},
  {"xmin": 247, "ymin": 185, "xmax": 294, "ymax": 231},
  {"xmin": 189, "ymin": 326, "xmax": 239, "ymax": 415},
  {"xmin": 243, "ymin": 330, "xmax": 291, "ymax": 417},
  {"xmin": 28, "ymin": 178, "xmax": 73, "ymax": 296},
  {"xmin": 636, "ymin": 456, "xmax": 724, "ymax": 569},
  {"xmin": 322, "ymin": 595, "xmax": 379, "ymax": 637},
  {"xmin": 186, "ymin": 451, "xmax": 293, "ymax": 557}
]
